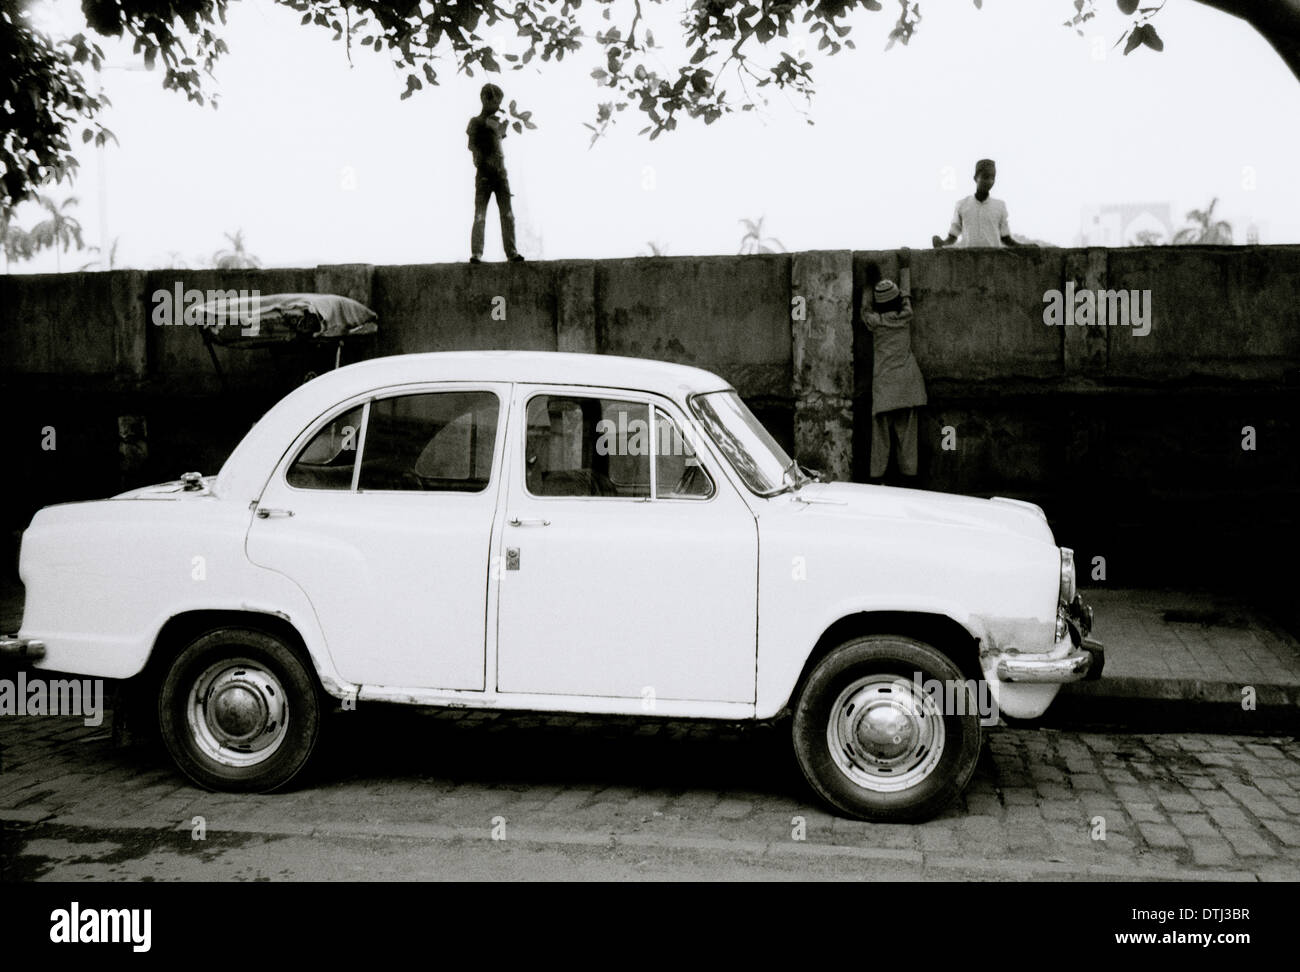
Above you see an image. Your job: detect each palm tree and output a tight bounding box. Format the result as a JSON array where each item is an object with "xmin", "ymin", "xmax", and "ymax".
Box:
[
  {"xmin": 79, "ymin": 236, "xmax": 122, "ymax": 271},
  {"xmin": 28, "ymin": 195, "xmax": 86, "ymax": 272},
  {"xmin": 738, "ymin": 216, "xmax": 785, "ymax": 255},
  {"xmin": 2, "ymin": 220, "xmax": 35, "ymax": 272},
  {"xmin": 213, "ymin": 229, "xmax": 261, "ymax": 269},
  {"xmin": 1172, "ymin": 198, "xmax": 1233, "ymax": 245}
]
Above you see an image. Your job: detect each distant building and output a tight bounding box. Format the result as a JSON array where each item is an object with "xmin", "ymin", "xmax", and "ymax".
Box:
[{"xmin": 1077, "ymin": 202, "xmax": 1174, "ymax": 246}]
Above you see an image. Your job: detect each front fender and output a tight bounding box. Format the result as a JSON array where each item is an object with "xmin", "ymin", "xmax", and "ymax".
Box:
[{"xmin": 756, "ymin": 594, "xmax": 989, "ymax": 719}]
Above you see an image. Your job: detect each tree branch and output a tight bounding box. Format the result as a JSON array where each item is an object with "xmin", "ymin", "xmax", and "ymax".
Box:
[{"xmin": 1191, "ymin": 0, "xmax": 1300, "ymax": 81}]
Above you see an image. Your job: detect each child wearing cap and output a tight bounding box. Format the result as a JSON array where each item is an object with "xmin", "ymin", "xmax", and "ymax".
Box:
[
  {"xmin": 932, "ymin": 159, "xmax": 1024, "ymax": 249},
  {"xmin": 862, "ymin": 249, "xmax": 926, "ymax": 482}
]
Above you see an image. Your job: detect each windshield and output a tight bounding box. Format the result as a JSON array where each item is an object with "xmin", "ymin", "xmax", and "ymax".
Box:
[{"xmin": 689, "ymin": 390, "xmax": 795, "ymax": 495}]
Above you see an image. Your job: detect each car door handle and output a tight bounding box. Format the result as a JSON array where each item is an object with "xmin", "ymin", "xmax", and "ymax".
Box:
[
  {"xmin": 509, "ymin": 517, "xmax": 550, "ymax": 527},
  {"xmin": 256, "ymin": 507, "xmax": 295, "ymax": 519}
]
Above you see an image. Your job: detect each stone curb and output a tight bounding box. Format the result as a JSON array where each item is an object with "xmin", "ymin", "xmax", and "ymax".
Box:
[
  {"xmin": 1063, "ymin": 677, "xmax": 1300, "ymax": 707},
  {"xmin": 3, "ymin": 810, "xmax": 1282, "ymax": 882}
]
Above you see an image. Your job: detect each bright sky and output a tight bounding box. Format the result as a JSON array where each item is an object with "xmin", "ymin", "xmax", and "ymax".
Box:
[{"xmin": 12, "ymin": 0, "xmax": 1300, "ymax": 271}]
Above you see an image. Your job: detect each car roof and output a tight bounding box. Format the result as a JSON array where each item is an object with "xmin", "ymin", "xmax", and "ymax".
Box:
[
  {"xmin": 215, "ymin": 350, "xmax": 734, "ymax": 503},
  {"xmin": 321, "ymin": 350, "xmax": 733, "ymax": 395}
]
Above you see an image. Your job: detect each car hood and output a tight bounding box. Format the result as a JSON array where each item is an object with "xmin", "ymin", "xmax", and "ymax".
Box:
[
  {"xmin": 772, "ymin": 482, "xmax": 1054, "ymax": 544},
  {"xmin": 111, "ymin": 478, "xmax": 216, "ymax": 500}
]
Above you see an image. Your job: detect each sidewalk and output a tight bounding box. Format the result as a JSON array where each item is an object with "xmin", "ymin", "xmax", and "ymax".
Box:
[
  {"xmin": 3, "ymin": 580, "xmax": 1298, "ymax": 718},
  {"xmin": 1063, "ymin": 588, "xmax": 1300, "ymax": 711}
]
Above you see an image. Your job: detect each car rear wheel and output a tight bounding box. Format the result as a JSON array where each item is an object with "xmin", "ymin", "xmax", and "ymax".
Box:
[
  {"xmin": 158, "ymin": 627, "xmax": 320, "ymax": 792},
  {"xmin": 792, "ymin": 635, "xmax": 982, "ymax": 822}
]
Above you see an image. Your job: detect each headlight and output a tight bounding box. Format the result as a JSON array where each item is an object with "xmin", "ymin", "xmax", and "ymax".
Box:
[{"xmin": 1059, "ymin": 547, "xmax": 1076, "ymax": 604}]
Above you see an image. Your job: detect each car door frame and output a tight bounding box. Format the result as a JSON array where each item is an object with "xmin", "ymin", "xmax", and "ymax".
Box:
[
  {"xmin": 246, "ymin": 379, "xmax": 516, "ymax": 693},
  {"xmin": 491, "ymin": 381, "xmax": 761, "ymax": 705}
]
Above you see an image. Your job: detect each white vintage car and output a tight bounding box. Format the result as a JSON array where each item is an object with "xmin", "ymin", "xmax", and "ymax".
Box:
[{"xmin": 4, "ymin": 351, "xmax": 1101, "ymax": 822}]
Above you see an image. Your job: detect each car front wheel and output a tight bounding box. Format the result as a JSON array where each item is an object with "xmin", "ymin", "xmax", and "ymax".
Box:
[
  {"xmin": 792, "ymin": 635, "xmax": 982, "ymax": 822},
  {"xmin": 158, "ymin": 627, "xmax": 321, "ymax": 792}
]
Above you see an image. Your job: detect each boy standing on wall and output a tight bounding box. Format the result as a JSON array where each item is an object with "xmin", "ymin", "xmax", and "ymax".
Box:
[{"xmin": 467, "ymin": 83, "xmax": 525, "ymax": 263}]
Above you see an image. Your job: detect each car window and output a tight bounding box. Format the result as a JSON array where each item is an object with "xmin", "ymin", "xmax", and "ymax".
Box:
[
  {"xmin": 286, "ymin": 405, "xmax": 364, "ymax": 490},
  {"xmin": 654, "ymin": 408, "xmax": 714, "ymax": 500},
  {"xmin": 523, "ymin": 396, "xmax": 714, "ymax": 500},
  {"xmin": 525, "ymin": 395, "xmax": 649, "ymax": 498},
  {"xmin": 358, "ymin": 391, "xmax": 499, "ymax": 492}
]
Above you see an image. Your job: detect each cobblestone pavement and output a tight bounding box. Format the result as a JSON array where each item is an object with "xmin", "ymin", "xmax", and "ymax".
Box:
[{"xmin": 1, "ymin": 704, "xmax": 1297, "ymax": 880}]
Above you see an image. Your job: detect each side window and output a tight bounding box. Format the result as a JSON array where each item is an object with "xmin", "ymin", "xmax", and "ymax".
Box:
[
  {"xmin": 359, "ymin": 391, "xmax": 499, "ymax": 492},
  {"xmin": 525, "ymin": 396, "xmax": 649, "ymax": 498},
  {"xmin": 523, "ymin": 396, "xmax": 713, "ymax": 500},
  {"xmin": 286, "ymin": 405, "xmax": 364, "ymax": 490},
  {"xmin": 654, "ymin": 408, "xmax": 714, "ymax": 500}
]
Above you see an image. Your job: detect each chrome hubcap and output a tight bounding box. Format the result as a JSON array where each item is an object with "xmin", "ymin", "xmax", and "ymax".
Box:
[
  {"xmin": 828, "ymin": 675, "xmax": 945, "ymax": 792},
  {"xmin": 187, "ymin": 658, "xmax": 288, "ymax": 767}
]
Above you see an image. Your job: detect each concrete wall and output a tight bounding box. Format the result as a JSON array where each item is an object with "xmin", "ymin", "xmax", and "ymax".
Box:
[{"xmin": 3, "ymin": 247, "xmax": 1298, "ymax": 603}]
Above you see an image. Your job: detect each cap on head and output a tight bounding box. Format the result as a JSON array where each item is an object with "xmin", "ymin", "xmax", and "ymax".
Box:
[
  {"xmin": 480, "ymin": 83, "xmax": 503, "ymax": 105},
  {"xmin": 873, "ymin": 279, "xmax": 901, "ymax": 305},
  {"xmin": 974, "ymin": 158, "xmax": 996, "ymax": 178}
]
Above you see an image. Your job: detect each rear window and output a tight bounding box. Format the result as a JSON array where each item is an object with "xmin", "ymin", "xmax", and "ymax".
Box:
[
  {"xmin": 286, "ymin": 391, "xmax": 500, "ymax": 492},
  {"xmin": 359, "ymin": 391, "xmax": 500, "ymax": 492}
]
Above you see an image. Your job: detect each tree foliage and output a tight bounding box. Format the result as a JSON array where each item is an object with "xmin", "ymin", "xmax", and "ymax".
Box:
[
  {"xmin": 1172, "ymin": 197, "xmax": 1234, "ymax": 244},
  {"xmin": 2, "ymin": 2, "xmax": 108, "ymax": 217},
  {"xmin": 3, "ymin": 219, "xmax": 35, "ymax": 266},
  {"xmin": 212, "ymin": 228, "xmax": 260, "ymax": 268},
  {"xmin": 2, "ymin": 0, "xmax": 1297, "ymax": 221},
  {"xmin": 738, "ymin": 216, "xmax": 785, "ymax": 254},
  {"xmin": 1, "ymin": 0, "xmax": 234, "ymax": 217},
  {"xmin": 2, "ymin": 192, "xmax": 87, "ymax": 270},
  {"xmin": 28, "ymin": 192, "xmax": 85, "ymax": 255}
]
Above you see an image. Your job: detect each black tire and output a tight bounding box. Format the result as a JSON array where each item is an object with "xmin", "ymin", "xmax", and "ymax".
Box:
[
  {"xmin": 999, "ymin": 713, "xmax": 1040, "ymax": 728},
  {"xmin": 792, "ymin": 635, "xmax": 982, "ymax": 823},
  {"xmin": 158, "ymin": 627, "xmax": 321, "ymax": 792}
]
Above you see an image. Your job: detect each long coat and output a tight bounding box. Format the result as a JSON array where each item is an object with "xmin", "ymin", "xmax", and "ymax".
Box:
[{"xmin": 862, "ymin": 296, "xmax": 927, "ymax": 415}]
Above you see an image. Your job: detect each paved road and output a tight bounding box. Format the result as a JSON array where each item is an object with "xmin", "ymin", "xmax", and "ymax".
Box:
[{"xmin": 1, "ymin": 705, "xmax": 1297, "ymax": 881}]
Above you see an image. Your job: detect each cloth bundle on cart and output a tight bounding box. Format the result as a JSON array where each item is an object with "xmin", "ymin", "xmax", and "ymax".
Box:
[{"xmin": 196, "ymin": 292, "xmax": 378, "ymax": 348}]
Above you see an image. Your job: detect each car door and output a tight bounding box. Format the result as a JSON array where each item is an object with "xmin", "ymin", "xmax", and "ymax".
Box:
[
  {"xmin": 246, "ymin": 382, "xmax": 510, "ymax": 690},
  {"xmin": 495, "ymin": 385, "xmax": 758, "ymax": 703}
]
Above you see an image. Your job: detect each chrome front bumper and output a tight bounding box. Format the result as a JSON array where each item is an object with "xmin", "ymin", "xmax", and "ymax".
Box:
[
  {"xmin": 994, "ymin": 595, "xmax": 1104, "ymax": 684},
  {"xmin": 0, "ymin": 636, "xmax": 45, "ymax": 661}
]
